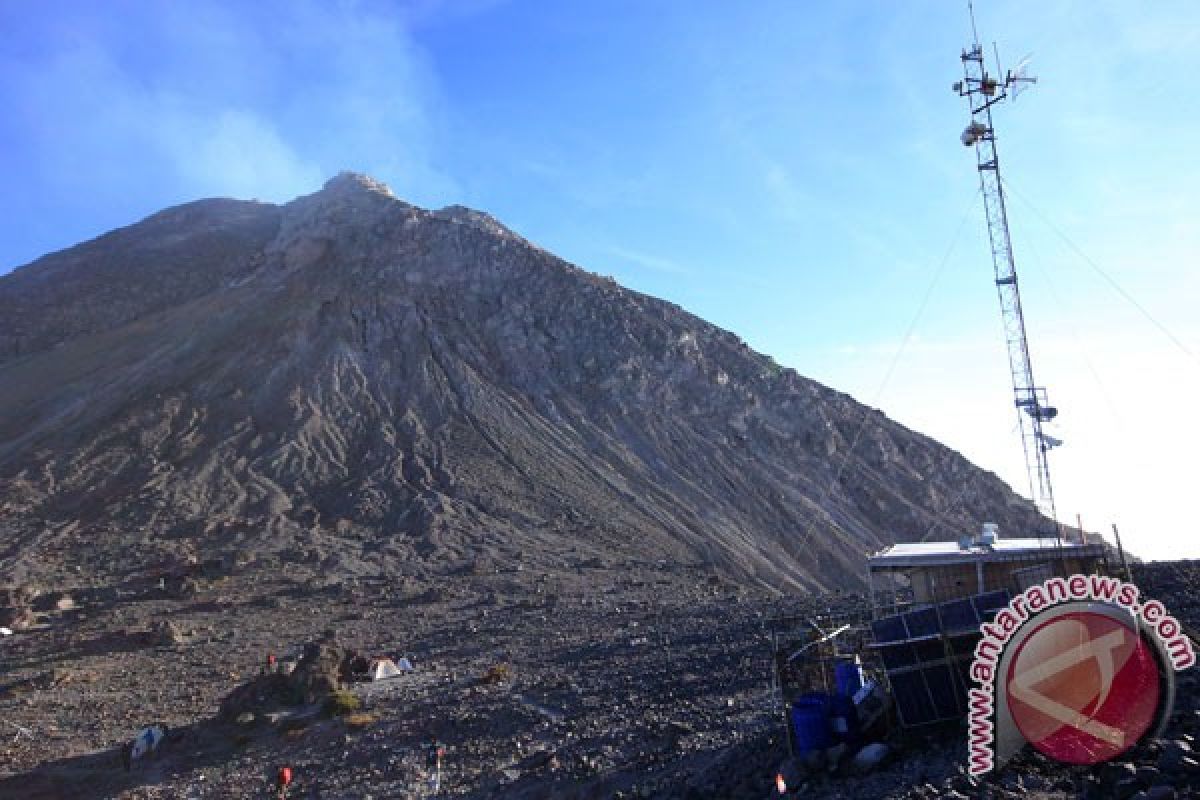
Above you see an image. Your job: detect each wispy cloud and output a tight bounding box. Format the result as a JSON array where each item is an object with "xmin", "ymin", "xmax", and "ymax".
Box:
[
  {"xmin": 608, "ymin": 245, "xmax": 692, "ymax": 275},
  {"xmin": 762, "ymin": 161, "xmax": 810, "ymax": 223},
  {"xmin": 832, "ymin": 334, "xmax": 993, "ymax": 358},
  {"xmin": 2, "ymin": 1, "xmax": 454, "ymax": 209},
  {"xmin": 157, "ymin": 107, "xmax": 322, "ymax": 202}
]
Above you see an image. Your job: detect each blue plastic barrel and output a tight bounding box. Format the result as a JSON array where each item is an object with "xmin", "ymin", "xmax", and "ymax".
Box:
[
  {"xmin": 828, "ymin": 693, "xmax": 860, "ymax": 746},
  {"xmin": 834, "ymin": 659, "xmax": 864, "ymax": 697},
  {"xmin": 790, "ymin": 692, "xmax": 833, "ymax": 753}
]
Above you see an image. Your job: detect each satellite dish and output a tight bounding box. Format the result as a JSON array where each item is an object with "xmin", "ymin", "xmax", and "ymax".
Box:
[
  {"xmin": 1022, "ymin": 403, "xmax": 1057, "ymax": 421},
  {"xmin": 1038, "ymin": 432, "xmax": 1063, "ymax": 449}
]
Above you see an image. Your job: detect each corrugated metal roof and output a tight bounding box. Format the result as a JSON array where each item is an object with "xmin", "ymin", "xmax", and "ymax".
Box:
[{"xmin": 868, "ymin": 537, "xmax": 1105, "ymax": 568}]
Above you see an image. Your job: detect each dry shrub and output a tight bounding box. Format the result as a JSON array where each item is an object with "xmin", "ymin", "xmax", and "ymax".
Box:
[
  {"xmin": 322, "ymin": 689, "xmax": 361, "ymax": 716},
  {"xmin": 283, "ymin": 726, "xmax": 307, "ymax": 741},
  {"xmin": 343, "ymin": 712, "xmax": 378, "ymax": 730},
  {"xmin": 482, "ymin": 662, "xmax": 512, "ymax": 685}
]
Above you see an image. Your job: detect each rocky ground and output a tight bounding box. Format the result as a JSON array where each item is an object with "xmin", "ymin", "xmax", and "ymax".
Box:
[{"xmin": 0, "ymin": 559, "xmax": 1196, "ymax": 799}]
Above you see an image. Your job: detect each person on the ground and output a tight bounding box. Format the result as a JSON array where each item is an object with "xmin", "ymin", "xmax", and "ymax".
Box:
[{"xmin": 122, "ymin": 724, "xmax": 168, "ymax": 771}]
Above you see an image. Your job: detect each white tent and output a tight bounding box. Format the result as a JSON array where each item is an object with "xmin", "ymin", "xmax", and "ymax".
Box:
[{"xmin": 369, "ymin": 657, "xmax": 412, "ymax": 681}]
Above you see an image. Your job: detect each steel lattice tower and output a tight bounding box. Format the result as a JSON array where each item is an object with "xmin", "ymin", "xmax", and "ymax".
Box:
[{"xmin": 955, "ymin": 14, "xmax": 1061, "ymax": 540}]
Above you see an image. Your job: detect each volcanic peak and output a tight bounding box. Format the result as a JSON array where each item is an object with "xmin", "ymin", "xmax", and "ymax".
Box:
[
  {"xmin": 307, "ymin": 172, "xmax": 521, "ymax": 241},
  {"xmin": 0, "ymin": 175, "xmax": 1049, "ymax": 594},
  {"xmin": 320, "ymin": 171, "xmax": 397, "ymax": 199}
]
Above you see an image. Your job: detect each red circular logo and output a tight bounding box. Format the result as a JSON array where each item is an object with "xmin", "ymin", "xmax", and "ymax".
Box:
[{"xmin": 1005, "ymin": 610, "xmax": 1161, "ymax": 764}]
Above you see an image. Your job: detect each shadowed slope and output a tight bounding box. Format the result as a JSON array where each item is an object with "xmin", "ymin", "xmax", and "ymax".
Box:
[{"xmin": 0, "ymin": 173, "xmax": 1037, "ymax": 591}]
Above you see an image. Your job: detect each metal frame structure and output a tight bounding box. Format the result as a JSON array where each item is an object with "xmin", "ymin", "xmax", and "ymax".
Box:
[
  {"xmin": 767, "ymin": 609, "xmax": 878, "ymax": 754},
  {"xmin": 954, "ymin": 5, "xmax": 1060, "ymax": 540},
  {"xmin": 865, "ymin": 536, "xmax": 1110, "ymax": 727}
]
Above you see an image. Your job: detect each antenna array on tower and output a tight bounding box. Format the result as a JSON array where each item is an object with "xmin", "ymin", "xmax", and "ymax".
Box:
[{"xmin": 954, "ymin": 14, "xmax": 1060, "ymax": 541}]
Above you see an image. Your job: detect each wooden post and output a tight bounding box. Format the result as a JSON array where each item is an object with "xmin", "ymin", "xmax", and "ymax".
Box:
[{"xmin": 1111, "ymin": 523, "xmax": 1132, "ymax": 583}]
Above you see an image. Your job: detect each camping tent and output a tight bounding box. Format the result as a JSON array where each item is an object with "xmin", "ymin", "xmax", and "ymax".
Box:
[{"xmin": 369, "ymin": 657, "xmax": 413, "ymax": 681}]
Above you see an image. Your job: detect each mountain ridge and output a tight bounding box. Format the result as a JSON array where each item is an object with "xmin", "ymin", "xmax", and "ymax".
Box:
[{"xmin": 0, "ymin": 173, "xmax": 1038, "ymax": 591}]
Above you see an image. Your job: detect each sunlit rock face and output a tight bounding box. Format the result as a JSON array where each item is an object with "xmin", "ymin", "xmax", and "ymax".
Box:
[{"xmin": 0, "ymin": 172, "xmax": 1039, "ymax": 591}]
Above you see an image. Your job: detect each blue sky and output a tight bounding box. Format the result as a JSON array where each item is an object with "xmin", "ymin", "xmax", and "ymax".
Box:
[{"xmin": 2, "ymin": 1, "xmax": 1198, "ymax": 560}]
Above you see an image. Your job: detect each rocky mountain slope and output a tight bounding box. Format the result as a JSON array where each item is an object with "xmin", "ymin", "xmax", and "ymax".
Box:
[{"xmin": 0, "ymin": 173, "xmax": 1038, "ymax": 591}]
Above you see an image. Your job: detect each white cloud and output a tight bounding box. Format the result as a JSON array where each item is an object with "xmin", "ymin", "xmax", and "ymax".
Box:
[
  {"xmin": 6, "ymin": 1, "xmax": 453, "ymax": 209},
  {"xmin": 608, "ymin": 245, "xmax": 692, "ymax": 275},
  {"xmin": 158, "ymin": 109, "xmax": 322, "ymax": 202}
]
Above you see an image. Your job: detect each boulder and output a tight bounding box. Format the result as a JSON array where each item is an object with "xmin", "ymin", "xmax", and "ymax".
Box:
[
  {"xmin": 0, "ymin": 587, "xmax": 34, "ymax": 607},
  {"xmin": 0, "ymin": 606, "xmax": 36, "ymax": 631},
  {"xmin": 288, "ymin": 641, "xmax": 347, "ymax": 704},
  {"xmin": 149, "ymin": 620, "xmax": 183, "ymax": 646},
  {"xmin": 218, "ymin": 673, "xmax": 299, "ymax": 721}
]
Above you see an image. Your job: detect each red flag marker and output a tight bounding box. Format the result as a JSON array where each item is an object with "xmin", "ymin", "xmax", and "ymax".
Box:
[{"xmin": 277, "ymin": 765, "xmax": 293, "ymax": 798}]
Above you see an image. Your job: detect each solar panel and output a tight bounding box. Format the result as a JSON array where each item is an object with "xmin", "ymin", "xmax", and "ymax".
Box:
[{"xmin": 872, "ymin": 589, "xmax": 1012, "ymax": 726}]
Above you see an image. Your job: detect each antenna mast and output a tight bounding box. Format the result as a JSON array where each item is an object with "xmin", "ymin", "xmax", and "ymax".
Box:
[{"xmin": 953, "ymin": 7, "xmax": 1061, "ymax": 540}]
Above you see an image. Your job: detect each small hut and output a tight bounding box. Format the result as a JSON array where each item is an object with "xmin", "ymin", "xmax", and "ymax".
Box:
[
  {"xmin": 867, "ymin": 524, "xmax": 1107, "ymax": 612},
  {"xmin": 864, "ymin": 524, "xmax": 1108, "ymax": 727}
]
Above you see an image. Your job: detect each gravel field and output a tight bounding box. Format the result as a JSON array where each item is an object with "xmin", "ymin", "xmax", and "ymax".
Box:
[{"xmin": 1, "ymin": 560, "xmax": 1196, "ymax": 799}]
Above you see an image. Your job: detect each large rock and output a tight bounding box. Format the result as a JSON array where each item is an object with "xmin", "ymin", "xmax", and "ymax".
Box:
[
  {"xmin": 0, "ymin": 587, "xmax": 34, "ymax": 607},
  {"xmin": 218, "ymin": 639, "xmax": 350, "ymax": 719},
  {"xmin": 151, "ymin": 620, "xmax": 184, "ymax": 646},
  {"xmin": 218, "ymin": 673, "xmax": 299, "ymax": 721},
  {"xmin": 0, "ymin": 586, "xmax": 36, "ymax": 630},
  {"xmin": 0, "ymin": 605, "xmax": 35, "ymax": 631},
  {"xmin": 288, "ymin": 640, "xmax": 347, "ymax": 705}
]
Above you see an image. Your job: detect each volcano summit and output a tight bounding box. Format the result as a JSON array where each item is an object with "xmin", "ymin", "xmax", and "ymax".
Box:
[{"xmin": 0, "ymin": 173, "xmax": 1037, "ymax": 592}]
